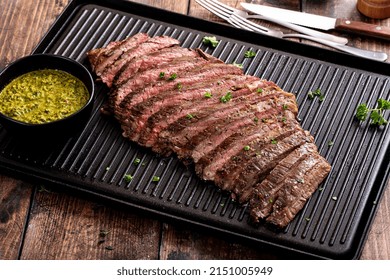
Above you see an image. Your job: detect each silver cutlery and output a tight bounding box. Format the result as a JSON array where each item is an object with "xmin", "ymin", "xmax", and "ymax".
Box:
[
  {"xmin": 241, "ymin": 2, "xmax": 390, "ymax": 40},
  {"xmin": 196, "ymin": 0, "xmax": 388, "ymax": 61},
  {"xmin": 199, "ymin": 0, "xmax": 347, "ymax": 44}
]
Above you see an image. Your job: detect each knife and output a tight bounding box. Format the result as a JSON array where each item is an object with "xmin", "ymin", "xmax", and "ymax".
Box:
[{"xmin": 241, "ymin": 2, "xmax": 390, "ymax": 40}]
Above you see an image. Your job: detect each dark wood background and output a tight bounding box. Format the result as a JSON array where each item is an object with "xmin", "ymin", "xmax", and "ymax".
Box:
[{"xmin": 0, "ymin": 0, "xmax": 389, "ymax": 260}]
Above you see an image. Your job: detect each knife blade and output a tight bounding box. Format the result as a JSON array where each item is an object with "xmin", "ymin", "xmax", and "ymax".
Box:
[{"xmin": 241, "ymin": 3, "xmax": 390, "ymax": 40}]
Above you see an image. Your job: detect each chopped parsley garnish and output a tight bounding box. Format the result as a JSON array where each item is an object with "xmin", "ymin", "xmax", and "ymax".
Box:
[
  {"xmin": 202, "ymin": 36, "xmax": 219, "ymax": 47},
  {"xmin": 282, "ymin": 104, "xmax": 288, "ymax": 110},
  {"xmin": 327, "ymin": 140, "xmax": 334, "ymax": 147},
  {"xmin": 243, "ymin": 145, "xmax": 250, "ymax": 151},
  {"xmin": 220, "ymin": 91, "xmax": 232, "ymax": 103},
  {"xmin": 356, "ymin": 98, "xmax": 390, "ymax": 126},
  {"xmin": 232, "ymin": 62, "xmax": 243, "ymax": 69},
  {"xmin": 204, "ymin": 91, "xmax": 213, "ymax": 98},
  {"xmin": 281, "ymin": 117, "xmax": 287, "ymax": 123},
  {"xmin": 257, "ymin": 88, "xmax": 263, "ymax": 93},
  {"xmin": 244, "ymin": 50, "xmax": 256, "ymax": 58},
  {"xmin": 186, "ymin": 113, "xmax": 194, "ymax": 119},
  {"xmin": 168, "ymin": 73, "xmax": 177, "ymax": 80},
  {"xmin": 133, "ymin": 158, "xmax": 141, "ymax": 165},
  {"xmin": 307, "ymin": 88, "xmax": 325, "ymax": 101},
  {"xmin": 159, "ymin": 72, "xmax": 165, "ymax": 78},
  {"xmin": 356, "ymin": 104, "xmax": 369, "ymax": 121},
  {"xmin": 177, "ymin": 83, "xmax": 182, "ymax": 90},
  {"xmin": 123, "ymin": 174, "xmax": 133, "ymax": 183},
  {"xmin": 254, "ymin": 117, "xmax": 259, "ymax": 123},
  {"xmin": 271, "ymin": 138, "xmax": 278, "ymax": 144},
  {"xmin": 152, "ymin": 176, "xmax": 160, "ymax": 182}
]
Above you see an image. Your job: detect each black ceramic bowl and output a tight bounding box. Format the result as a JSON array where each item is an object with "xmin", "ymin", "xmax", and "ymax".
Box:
[{"xmin": 0, "ymin": 54, "xmax": 95, "ymax": 141}]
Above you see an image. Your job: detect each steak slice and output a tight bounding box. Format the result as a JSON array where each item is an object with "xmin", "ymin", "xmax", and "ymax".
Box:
[
  {"xmin": 250, "ymin": 143, "xmax": 331, "ymax": 227},
  {"xmin": 87, "ymin": 33, "xmax": 150, "ymax": 78},
  {"xmin": 113, "ymin": 46, "xmax": 197, "ymax": 86},
  {"xmin": 221, "ymin": 129, "xmax": 314, "ymax": 203},
  {"xmin": 249, "ymin": 142, "xmax": 320, "ymax": 220},
  {"xmin": 100, "ymin": 35, "xmax": 180, "ymax": 87},
  {"xmin": 87, "ymin": 40, "xmax": 123, "ymax": 72}
]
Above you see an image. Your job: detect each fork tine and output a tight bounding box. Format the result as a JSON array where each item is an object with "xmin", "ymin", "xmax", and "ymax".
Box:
[
  {"xmin": 196, "ymin": 0, "xmax": 230, "ymax": 21},
  {"xmin": 227, "ymin": 15, "xmax": 253, "ymax": 31},
  {"xmin": 197, "ymin": 0, "xmax": 270, "ymax": 33},
  {"xmin": 205, "ymin": 0, "xmax": 236, "ymax": 13},
  {"xmin": 230, "ymin": 13, "xmax": 270, "ymax": 33}
]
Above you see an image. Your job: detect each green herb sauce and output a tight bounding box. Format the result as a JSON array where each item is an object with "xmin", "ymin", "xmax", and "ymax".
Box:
[{"xmin": 0, "ymin": 69, "xmax": 89, "ymax": 124}]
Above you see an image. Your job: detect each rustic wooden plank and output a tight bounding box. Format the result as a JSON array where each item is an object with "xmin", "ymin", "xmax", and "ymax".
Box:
[
  {"xmin": 0, "ymin": 0, "xmax": 69, "ymax": 67},
  {"xmin": 20, "ymin": 187, "xmax": 161, "ymax": 259},
  {"xmin": 131, "ymin": 0, "xmax": 189, "ymax": 14},
  {"xmin": 0, "ymin": 176, "xmax": 33, "ymax": 259},
  {"xmin": 360, "ymin": 187, "xmax": 390, "ymax": 259},
  {"xmin": 159, "ymin": 223, "xmax": 296, "ymax": 259}
]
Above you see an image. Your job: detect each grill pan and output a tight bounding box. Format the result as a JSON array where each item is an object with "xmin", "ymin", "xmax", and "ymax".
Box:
[{"xmin": 1, "ymin": 0, "xmax": 389, "ymax": 259}]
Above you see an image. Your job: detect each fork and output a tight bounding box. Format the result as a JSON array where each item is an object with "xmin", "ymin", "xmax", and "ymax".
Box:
[{"xmin": 196, "ymin": 0, "xmax": 388, "ymax": 61}]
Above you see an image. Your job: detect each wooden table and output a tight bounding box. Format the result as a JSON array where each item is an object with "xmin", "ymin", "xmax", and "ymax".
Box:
[{"xmin": 0, "ymin": 0, "xmax": 389, "ymax": 260}]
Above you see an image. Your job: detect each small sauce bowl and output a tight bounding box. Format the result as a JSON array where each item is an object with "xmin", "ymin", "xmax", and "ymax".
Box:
[{"xmin": 0, "ymin": 54, "xmax": 95, "ymax": 141}]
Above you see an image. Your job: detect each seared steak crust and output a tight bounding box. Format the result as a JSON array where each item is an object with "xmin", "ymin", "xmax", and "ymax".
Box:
[
  {"xmin": 250, "ymin": 142, "xmax": 331, "ymax": 227},
  {"xmin": 87, "ymin": 34, "xmax": 331, "ymax": 228}
]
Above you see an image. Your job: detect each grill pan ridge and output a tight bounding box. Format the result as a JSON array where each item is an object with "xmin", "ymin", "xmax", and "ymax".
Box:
[{"xmin": 0, "ymin": 0, "xmax": 390, "ymax": 259}]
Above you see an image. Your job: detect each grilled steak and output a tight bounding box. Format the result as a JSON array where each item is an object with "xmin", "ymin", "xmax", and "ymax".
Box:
[
  {"xmin": 87, "ymin": 33, "xmax": 331, "ymax": 228},
  {"xmin": 87, "ymin": 34, "xmax": 180, "ymax": 87},
  {"xmin": 250, "ymin": 142, "xmax": 331, "ymax": 227}
]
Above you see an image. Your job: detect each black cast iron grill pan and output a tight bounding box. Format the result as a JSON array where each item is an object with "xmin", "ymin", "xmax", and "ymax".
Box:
[{"xmin": 0, "ymin": 0, "xmax": 389, "ymax": 259}]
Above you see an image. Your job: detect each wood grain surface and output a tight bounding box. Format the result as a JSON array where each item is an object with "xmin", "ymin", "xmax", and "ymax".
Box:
[{"xmin": 0, "ymin": 0, "xmax": 389, "ymax": 260}]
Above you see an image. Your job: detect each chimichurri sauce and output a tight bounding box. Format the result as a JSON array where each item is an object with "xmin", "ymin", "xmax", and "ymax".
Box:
[{"xmin": 0, "ymin": 69, "xmax": 89, "ymax": 124}]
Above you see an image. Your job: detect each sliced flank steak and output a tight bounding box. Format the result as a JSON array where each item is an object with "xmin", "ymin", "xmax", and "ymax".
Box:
[{"xmin": 87, "ymin": 34, "xmax": 331, "ymax": 228}]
